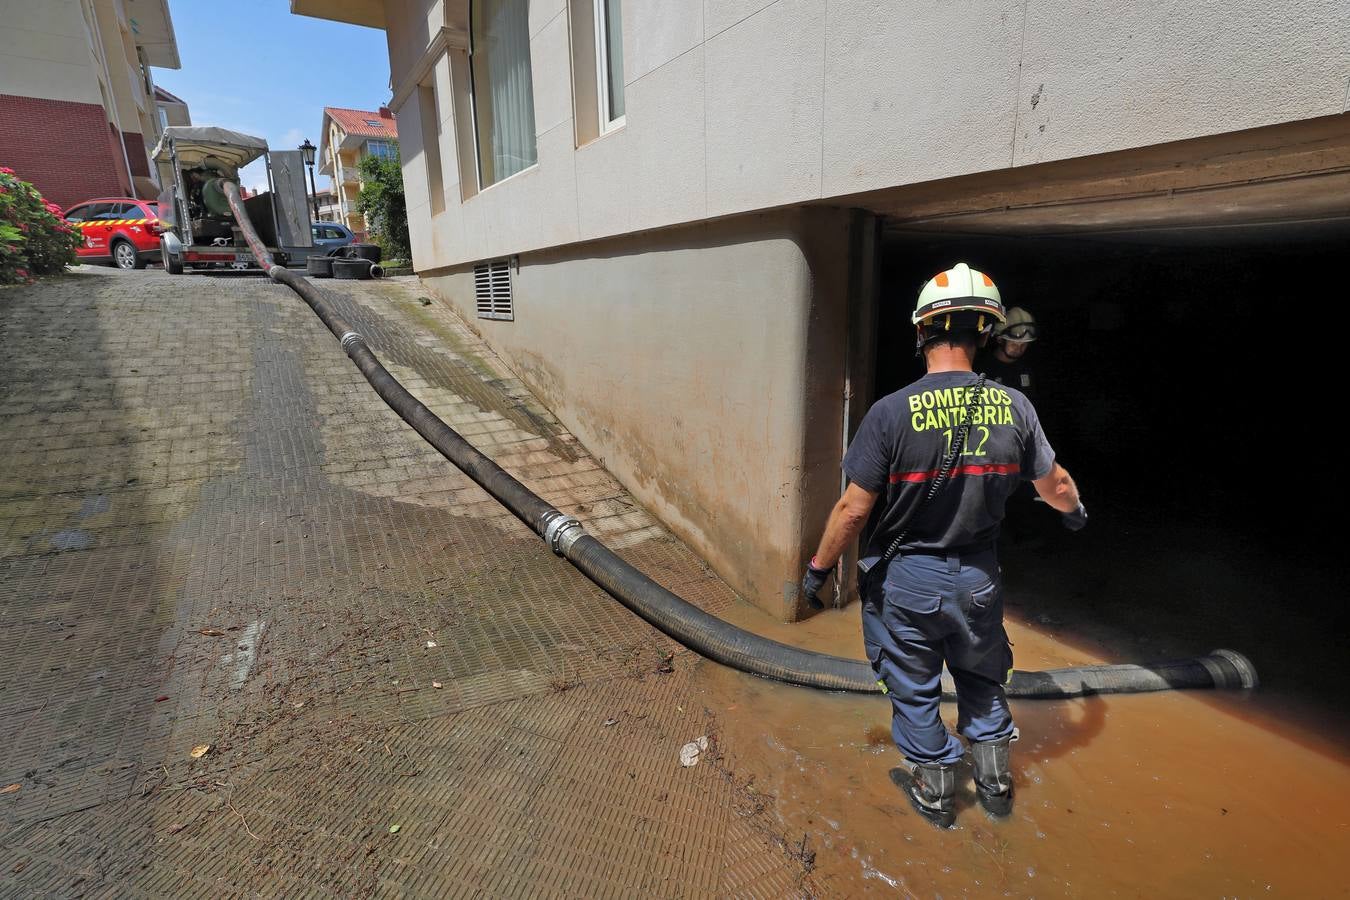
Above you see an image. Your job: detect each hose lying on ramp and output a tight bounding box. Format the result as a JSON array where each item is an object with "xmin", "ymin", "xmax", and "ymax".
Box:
[{"xmin": 223, "ymin": 179, "xmax": 1258, "ymax": 699}]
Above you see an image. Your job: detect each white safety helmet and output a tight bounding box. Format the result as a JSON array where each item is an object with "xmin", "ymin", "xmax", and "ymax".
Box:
[
  {"xmin": 912, "ymin": 262, "xmax": 1006, "ymax": 346},
  {"xmin": 994, "ymin": 306, "xmax": 1038, "ymax": 343}
]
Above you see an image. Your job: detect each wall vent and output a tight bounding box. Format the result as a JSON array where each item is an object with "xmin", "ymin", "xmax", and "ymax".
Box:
[{"xmin": 474, "ymin": 259, "xmax": 514, "ymax": 321}]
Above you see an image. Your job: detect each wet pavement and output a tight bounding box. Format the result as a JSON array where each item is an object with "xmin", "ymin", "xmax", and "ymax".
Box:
[
  {"xmin": 0, "ymin": 267, "xmax": 804, "ymax": 897},
  {"xmin": 2, "ymin": 266, "xmax": 1348, "ymax": 897}
]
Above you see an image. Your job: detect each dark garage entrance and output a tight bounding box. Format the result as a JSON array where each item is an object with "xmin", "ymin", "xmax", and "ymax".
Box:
[{"xmin": 873, "ymin": 216, "xmax": 1350, "ymax": 737}]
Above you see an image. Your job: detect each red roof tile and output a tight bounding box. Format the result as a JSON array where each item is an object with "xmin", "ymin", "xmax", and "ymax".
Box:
[{"xmin": 324, "ymin": 106, "xmax": 398, "ymax": 140}]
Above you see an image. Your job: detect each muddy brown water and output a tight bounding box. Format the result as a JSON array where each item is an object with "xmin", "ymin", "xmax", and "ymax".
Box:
[{"xmin": 688, "ymin": 594, "xmax": 1349, "ymax": 896}]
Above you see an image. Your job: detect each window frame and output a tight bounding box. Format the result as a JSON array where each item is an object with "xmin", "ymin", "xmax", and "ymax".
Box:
[
  {"xmin": 593, "ymin": 0, "xmax": 624, "ymax": 133},
  {"xmin": 467, "ymin": 0, "xmax": 539, "ymax": 191},
  {"xmin": 366, "ymin": 139, "xmax": 397, "ymax": 161}
]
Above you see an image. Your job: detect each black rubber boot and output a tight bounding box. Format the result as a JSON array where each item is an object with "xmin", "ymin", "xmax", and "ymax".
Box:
[
  {"xmin": 970, "ymin": 735, "xmax": 1015, "ymax": 819},
  {"xmin": 890, "ymin": 763, "xmax": 956, "ymax": 829}
]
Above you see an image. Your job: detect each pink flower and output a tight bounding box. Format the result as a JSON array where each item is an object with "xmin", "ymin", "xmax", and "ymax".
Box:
[
  {"xmin": 0, "ymin": 166, "xmax": 14, "ymax": 175},
  {"xmin": 16, "ymin": 268, "xmax": 29, "ymax": 277}
]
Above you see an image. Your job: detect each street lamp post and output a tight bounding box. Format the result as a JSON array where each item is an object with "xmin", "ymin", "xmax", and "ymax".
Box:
[{"xmin": 299, "ymin": 138, "xmax": 319, "ymax": 223}]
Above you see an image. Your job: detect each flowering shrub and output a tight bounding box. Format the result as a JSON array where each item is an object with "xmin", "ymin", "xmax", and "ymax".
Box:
[{"xmin": 0, "ymin": 166, "xmax": 82, "ymax": 284}]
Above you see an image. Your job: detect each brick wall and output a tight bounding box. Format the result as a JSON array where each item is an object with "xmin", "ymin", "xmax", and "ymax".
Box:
[
  {"xmin": 0, "ymin": 94, "xmax": 132, "ymax": 209},
  {"xmin": 121, "ymin": 131, "xmax": 150, "ymax": 178}
]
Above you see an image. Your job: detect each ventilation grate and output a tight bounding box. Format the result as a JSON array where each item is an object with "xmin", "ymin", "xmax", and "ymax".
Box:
[{"xmin": 474, "ymin": 259, "xmax": 514, "ymax": 321}]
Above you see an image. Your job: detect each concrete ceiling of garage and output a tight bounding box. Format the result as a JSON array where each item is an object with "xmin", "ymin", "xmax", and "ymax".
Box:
[{"xmin": 836, "ymin": 114, "xmax": 1350, "ymax": 240}]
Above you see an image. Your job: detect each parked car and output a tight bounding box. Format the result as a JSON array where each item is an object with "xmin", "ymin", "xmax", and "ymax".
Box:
[
  {"xmin": 311, "ymin": 222, "xmax": 355, "ymax": 252},
  {"xmin": 63, "ymin": 198, "xmax": 162, "ymax": 270}
]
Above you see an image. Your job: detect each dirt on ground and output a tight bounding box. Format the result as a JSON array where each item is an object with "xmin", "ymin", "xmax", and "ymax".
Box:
[{"xmin": 2, "ymin": 266, "xmax": 1346, "ymax": 898}]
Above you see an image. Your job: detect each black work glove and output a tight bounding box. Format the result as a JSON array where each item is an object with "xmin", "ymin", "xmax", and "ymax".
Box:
[
  {"xmin": 1061, "ymin": 502, "xmax": 1088, "ymax": 532},
  {"xmin": 801, "ymin": 559, "xmax": 833, "ymax": 610}
]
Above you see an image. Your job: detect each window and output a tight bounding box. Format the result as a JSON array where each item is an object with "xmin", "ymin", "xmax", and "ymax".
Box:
[
  {"xmin": 469, "ymin": 0, "xmax": 537, "ymax": 188},
  {"xmin": 92, "ymin": 203, "xmax": 135, "ymax": 220},
  {"xmin": 474, "ymin": 259, "xmax": 514, "ymax": 320},
  {"xmin": 366, "ymin": 140, "xmax": 397, "ymax": 161},
  {"xmin": 568, "ymin": 0, "xmax": 624, "ymax": 146},
  {"xmin": 364, "ymin": 119, "xmax": 382, "ymax": 127},
  {"xmin": 594, "ymin": 0, "xmax": 624, "ymax": 128},
  {"xmin": 64, "ymin": 204, "xmax": 92, "ymax": 222}
]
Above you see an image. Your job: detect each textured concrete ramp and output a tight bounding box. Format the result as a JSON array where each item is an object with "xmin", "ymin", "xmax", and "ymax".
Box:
[{"xmin": 0, "ymin": 268, "xmax": 811, "ymax": 897}]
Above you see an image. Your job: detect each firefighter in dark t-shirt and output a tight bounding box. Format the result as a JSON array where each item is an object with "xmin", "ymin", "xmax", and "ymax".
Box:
[{"xmin": 800, "ymin": 263, "xmax": 1086, "ymax": 829}]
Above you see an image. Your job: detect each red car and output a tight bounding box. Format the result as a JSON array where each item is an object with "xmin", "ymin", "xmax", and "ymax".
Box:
[{"xmin": 63, "ymin": 197, "xmax": 162, "ymax": 270}]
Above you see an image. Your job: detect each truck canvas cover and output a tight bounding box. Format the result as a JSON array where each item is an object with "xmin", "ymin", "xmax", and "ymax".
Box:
[
  {"xmin": 151, "ymin": 126, "xmax": 269, "ymax": 228},
  {"xmin": 152, "ymin": 126, "xmax": 267, "ymax": 180}
]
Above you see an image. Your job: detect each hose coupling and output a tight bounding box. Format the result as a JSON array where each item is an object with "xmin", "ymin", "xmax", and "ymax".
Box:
[
  {"xmin": 541, "ymin": 511, "xmax": 585, "ymax": 556},
  {"xmin": 339, "ymin": 331, "xmax": 365, "ymax": 352},
  {"xmin": 1209, "ymin": 648, "xmax": 1260, "ymax": 690}
]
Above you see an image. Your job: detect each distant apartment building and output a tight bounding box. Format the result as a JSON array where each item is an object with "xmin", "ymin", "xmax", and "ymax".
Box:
[
  {"xmin": 314, "ymin": 186, "xmax": 341, "ymax": 223},
  {"xmin": 293, "ymin": 0, "xmax": 1350, "ymax": 621},
  {"xmin": 318, "ymin": 105, "xmax": 399, "ymax": 237},
  {"xmin": 153, "ymin": 84, "xmax": 189, "ymax": 129},
  {"xmin": 0, "ymin": 0, "xmax": 181, "ymax": 208}
]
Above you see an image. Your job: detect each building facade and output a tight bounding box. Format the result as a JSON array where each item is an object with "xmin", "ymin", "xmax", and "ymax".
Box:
[
  {"xmin": 0, "ymin": 0, "xmax": 180, "ymax": 208},
  {"xmin": 292, "ymin": 0, "xmax": 1350, "ymax": 621},
  {"xmin": 314, "ymin": 186, "xmax": 342, "ymax": 223},
  {"xmin": 318, "ymin": 105, "xmax": 399, "ymax": 237},
  {"xmin": 153, "ymin": 84, "xmax": 190, "ymax": 129}
]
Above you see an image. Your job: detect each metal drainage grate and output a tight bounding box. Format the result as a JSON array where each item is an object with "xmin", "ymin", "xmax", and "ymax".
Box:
[{"xmin": 474, "ymin": 259, "xmax": 514, "ymax": 321}]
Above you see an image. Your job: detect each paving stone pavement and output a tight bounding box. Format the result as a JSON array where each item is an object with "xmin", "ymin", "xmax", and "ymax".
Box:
[{"xmin": 0, "ymin": 267, "xmax": 813, "ymax": 898}]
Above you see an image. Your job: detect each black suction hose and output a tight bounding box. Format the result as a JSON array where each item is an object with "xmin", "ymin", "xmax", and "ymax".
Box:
[{"xmin": 222, "ymin": 180, "xmax": 1258, "ymax": 699}]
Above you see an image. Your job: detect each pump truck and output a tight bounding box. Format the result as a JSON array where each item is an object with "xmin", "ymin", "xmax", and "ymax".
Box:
[{"xmin": 152, "ymin": 126, "xmax": 312, "ymax": 274}]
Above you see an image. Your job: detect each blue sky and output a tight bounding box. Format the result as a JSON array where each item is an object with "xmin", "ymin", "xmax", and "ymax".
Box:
[{"xmin": 154, "ymin": 0, "xmax": 390, "ymax": 193}]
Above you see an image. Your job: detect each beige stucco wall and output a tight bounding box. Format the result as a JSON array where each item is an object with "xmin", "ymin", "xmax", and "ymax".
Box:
[
  {"xmin": 104, "ymin": 2, "xmax": 143, "ymax": 121},
  {"xmin": 422, "ymin": 208, "xmax": 856, "ymax": 619},
  {"xmin": 381, "ymin": 0, "xmax": 1350, "ymax": 273},
  {"xmin": 0, "ymin": 0, "xmax": 161, "ymax": 131},
  {"xmin": 0, "ymin": 0, "xmax": 105, "ymax": 106},
  {"xmin": 311, "ymin": 0, "xmax": 1350, "ymax": 618}
]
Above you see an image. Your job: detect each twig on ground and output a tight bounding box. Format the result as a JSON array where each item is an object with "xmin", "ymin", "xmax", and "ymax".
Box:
[
  {"xmin": 228, "ymin": 801, "xmax": 262, "ymax": 840},
  {"xmin": 20, "ymin": 700, "xmax": 49, "ymax": 730}
]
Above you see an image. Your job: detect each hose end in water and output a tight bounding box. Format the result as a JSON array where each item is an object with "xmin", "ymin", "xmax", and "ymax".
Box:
[{"xmin": 1209, "ymin": 648, "xmax": 1259, "ymax": 690}]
